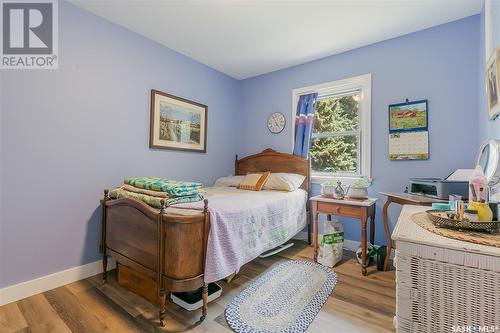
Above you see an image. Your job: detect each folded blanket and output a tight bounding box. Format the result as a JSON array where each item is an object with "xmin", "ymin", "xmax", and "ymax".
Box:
[
  {"xmin": 122, "ymin": 184, "xmax": 170, "ymax": 198},
  {"xmin": 125, "ymin": 177, "xmax": 203, "ymax": 197},
  {"xmin": 109, "ymin": 188, "xmax": 204, "ymax": 208}
]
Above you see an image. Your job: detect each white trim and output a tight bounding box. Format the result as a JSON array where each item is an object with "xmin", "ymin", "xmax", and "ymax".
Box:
[
  {"xmin": 292, "ymin": 74, "xmax": 371, "ymax": 97},
  {"xmin": 291, "ymin": 73, "xmax": 372, "ymax": 179},
  {"xmin": 293, "ymin": 232, "xmax": 394, "ymax": 259},
  {"xmin": 343, "ymin": 239, "xmax": 362, "ymax": 252},
  {"xmin": 311, "ymin": 174, "xmax": 366, "ymax": 185},
  {"xmin": 294, "ymin": 232, "xmax": 362, "ymax": 251},
  {"xmin": 293, "ymin": 231, "xmax": 309, "ymax": 241},
  {"xmin": 0, "ymin": 258, "xmax": 116, "ymax": 306},
  {"xmin": 312, "ymin": 130, "xmax": 359, "ymax": 138}
]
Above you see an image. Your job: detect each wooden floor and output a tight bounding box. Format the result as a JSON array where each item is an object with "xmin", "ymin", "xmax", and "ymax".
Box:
[{"xmin": 0, "ymin": 242, "xmax": 395, "ymax": 333}]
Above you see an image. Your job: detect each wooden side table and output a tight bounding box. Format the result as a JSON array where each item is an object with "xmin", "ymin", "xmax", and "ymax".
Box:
[
  {"xmin": 379, "ymin": 192, "xmax": 447, "ymax": 271},
  {"xmin": 310, "ymin": 196, "xmax": 377, "ymax": 276}
]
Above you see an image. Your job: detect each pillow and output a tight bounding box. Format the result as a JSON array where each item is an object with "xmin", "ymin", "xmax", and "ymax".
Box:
[
  {"xmin": 237, "ymin": 172, "xmax": 271, "ymax": 191},
  {"xmin": 213, "ymin": 175, "xmax": 244, "ymax": 187},
  {"xmin": 262, "ymin": 173, "xmax": 306, "ymax": 191}
]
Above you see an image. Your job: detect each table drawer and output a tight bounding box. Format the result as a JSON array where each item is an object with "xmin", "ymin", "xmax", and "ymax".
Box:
[{"xmin": 317, "ymin": 202, "xmax": 361, "ymax": 218}]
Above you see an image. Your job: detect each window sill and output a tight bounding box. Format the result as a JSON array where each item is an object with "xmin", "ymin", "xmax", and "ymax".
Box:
[{"xmin": 311, "ymin": 175, "xmax": 371, "ymax": 186}]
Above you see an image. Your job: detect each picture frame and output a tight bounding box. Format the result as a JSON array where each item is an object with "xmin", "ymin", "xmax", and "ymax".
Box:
[
  {"xmin": 486, "ymin": 47, "xmax": 500, "ymax": 120},
  {"xmin": 149, "ymin": 89, "xmax": 207, "ymax": 152},
  {"xmin": 388, "ymin": 99, "xmax": 428, "ymax": 133}
]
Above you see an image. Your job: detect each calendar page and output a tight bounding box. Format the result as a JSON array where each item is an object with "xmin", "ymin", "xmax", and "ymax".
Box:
[{"xmin": 389, "ymin": 131, "xmax": 429, "ymax": 160}]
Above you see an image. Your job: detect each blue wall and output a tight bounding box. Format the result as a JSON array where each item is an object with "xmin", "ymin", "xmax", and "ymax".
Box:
[
  {"xmin": 0, "ymin": 1, "xmax": 241, "ymax": 288},
  {"xmin": 479, "ymin": 1, "xmax": 500, "ymax": 142},
  {"xmin": 240, "ymin": 16, "xmax": 480, "ymax": 245},
  {"xmin": 0, "ymin": 2, "xmax": 483, "ymax": 289}
]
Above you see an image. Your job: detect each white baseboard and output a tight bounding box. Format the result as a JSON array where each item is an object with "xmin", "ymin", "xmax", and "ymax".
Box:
[
  {"xmin": 0, "ymin": 231, "xmax": 392, "ymax": 306},
  {"xmin": 342, "ymin": 239, "xmax": 362, "ymax": 252},
  {"xmin": 293, "ymin": 231, "xmax": 360, "ymax": 251},
  {"xmin": 292, "ymin": 231, "xmax": 393, "ymax": 257},
  {"xmin": 0, "ymin": 257, "xmax": 116, "ymax": 306},
  {"xmin": 293, "ymin": 231, "xmax": 309, "ymax": 242}
]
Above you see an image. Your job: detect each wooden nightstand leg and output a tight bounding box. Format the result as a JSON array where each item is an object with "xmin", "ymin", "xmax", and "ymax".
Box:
[
  {"xmin": 307, "ymin": 215, "xmax": 312, "ymax": 245},
  {"xmin": 312, "ymin": 202, "xmax": 319, "ymax": 262},
  {"xmin": 361, "ymin": 208, "xmax": 368, "ymax": 276},
  {"xmin": 369, "ymin": 206, "xmax": 375, "ymax": 245}
]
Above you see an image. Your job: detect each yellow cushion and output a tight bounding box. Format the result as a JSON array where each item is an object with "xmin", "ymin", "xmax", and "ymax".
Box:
[{"xmin": 237, "ymin": 172, "xmax": 270, "ymax": 191}]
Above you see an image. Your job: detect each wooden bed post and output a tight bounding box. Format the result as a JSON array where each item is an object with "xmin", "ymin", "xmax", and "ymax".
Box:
[
  {"xmin": 101, "ymin": 189, "xmax": 109, "ymax": 282},
  {"xmin": 158, "ymin": 199, "xmax": 166, "ymax": 327},
  {"xmin": 200, "ymin": 198, "xmax": 209, "ymax": 322}
]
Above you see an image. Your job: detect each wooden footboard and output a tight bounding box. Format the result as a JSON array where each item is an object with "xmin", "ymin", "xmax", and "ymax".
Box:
[
  {"xmin": 101, "ymin": 190, "xmax": 210, "ymax": 326},
  {"xmin": 103, "ymin": 194, "xmax": 159, "ymax": 278}
]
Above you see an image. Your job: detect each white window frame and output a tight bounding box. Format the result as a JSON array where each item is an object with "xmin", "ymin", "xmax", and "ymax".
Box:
[{"xmin": 291, "ymin": 73, "xmax": 372, "ymax": 184}]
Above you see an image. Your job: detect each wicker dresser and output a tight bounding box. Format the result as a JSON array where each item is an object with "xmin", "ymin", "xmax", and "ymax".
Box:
[{"xmin": 392, "ymin": 205, "xmax": 500, "ymax": 332}]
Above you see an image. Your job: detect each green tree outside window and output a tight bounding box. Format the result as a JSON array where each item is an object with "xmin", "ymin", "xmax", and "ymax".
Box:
[{"xmin": 310, "ymin": 94, "xmax": 360, "ymax": 174}]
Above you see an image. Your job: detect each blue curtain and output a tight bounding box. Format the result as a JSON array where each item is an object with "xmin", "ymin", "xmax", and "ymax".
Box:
[{"xmin": 293, "ymin": 93, "xmax": 318, "ymax": 158}]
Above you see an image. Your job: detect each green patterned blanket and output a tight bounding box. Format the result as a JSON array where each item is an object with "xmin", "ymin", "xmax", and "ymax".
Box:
[
  {"xmin": 124, "ymin": 177, "xmax": 203, "ymax": 197},
  {"xmin": 109, "ymin": 188, "xmax": 204, "ymax": 208}
]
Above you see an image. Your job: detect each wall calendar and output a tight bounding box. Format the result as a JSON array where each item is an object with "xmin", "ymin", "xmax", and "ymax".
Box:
[{"xmin": 388, "ymin": 99, "xmax": 429, "ymax": 160}]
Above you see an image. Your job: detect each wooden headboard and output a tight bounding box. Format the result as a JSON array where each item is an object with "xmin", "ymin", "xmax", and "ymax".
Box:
[{"xmin": 235, "ymin": 148, "xmax": 310, "ymax": 192}]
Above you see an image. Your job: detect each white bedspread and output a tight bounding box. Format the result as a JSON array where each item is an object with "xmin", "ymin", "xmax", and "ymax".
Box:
[{"xmin": 174, "ymin": 187, "xmax": 307, "ymax": 282}]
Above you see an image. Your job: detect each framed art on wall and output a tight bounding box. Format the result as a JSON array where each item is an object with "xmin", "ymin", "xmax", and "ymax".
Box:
[
  {"xmin": 149, "ymin": 89, "xmax": 207, "ymax": 152},
  {"xmin": 486, "ymin": 48, "xmax": 500, "ymax": 120}
]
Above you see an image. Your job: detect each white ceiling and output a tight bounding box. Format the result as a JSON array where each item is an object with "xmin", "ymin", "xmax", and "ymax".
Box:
[{"xmin": 70, "ymin": 0, "xmax": 483, "ymax": 80}]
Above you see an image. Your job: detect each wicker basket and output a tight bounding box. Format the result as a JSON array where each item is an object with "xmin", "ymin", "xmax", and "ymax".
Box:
[
  {"xmin": 394, "ymin": 206, "xmax": 500, "ymax": 333},
  {"xmin": 395, "ymin": 250, "xmax": 500, "ymax": 333},
  {"xmin": 426, "ymin": 210, "xmax": 500, "ymax": 234}
]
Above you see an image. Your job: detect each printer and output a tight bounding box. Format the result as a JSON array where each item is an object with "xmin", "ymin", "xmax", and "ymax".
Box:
[{"xmin": 408, "ymin": 176, "xmax": 469, "ymax": 200}]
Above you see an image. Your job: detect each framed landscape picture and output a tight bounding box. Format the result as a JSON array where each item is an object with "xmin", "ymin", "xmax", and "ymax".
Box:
[
  {"xmin": 486, "ymin": 47, "xmax": 500, "ymax": 120},
  {"xmin": 149, "ymin": 89, "xmax": 207, "ymax": 152}
]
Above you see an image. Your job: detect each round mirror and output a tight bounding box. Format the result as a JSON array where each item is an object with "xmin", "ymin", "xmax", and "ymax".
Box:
[{"xmin": 476, "ymin": 139, "xmax": 500, "ymax": 187}]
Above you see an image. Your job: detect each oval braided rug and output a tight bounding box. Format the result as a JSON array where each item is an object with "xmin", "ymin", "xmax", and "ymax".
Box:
[{"xmin": 225, "ymin": 260, "xmax": 337, "ymax": 333}]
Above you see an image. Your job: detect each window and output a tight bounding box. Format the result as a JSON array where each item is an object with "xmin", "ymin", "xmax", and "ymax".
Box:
[{"xmin": 292, "ymin": 74, "xmax": 371, "ymax": 182}]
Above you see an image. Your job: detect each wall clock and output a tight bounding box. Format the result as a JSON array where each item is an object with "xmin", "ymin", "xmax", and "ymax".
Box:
[{"xmin": 267, "ymin": 112, "xmax": 286, "ymax": 134}]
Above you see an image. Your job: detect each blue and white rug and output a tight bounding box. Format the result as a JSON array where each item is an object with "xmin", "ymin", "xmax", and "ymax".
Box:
[{"xmin": 225, "ymin": 260, "xmax": 337, "ymax": 333}]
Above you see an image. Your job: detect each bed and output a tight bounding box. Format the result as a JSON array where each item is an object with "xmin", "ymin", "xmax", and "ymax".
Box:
[
  {"xmin": 176, "ymin": 186, "xmax": 308, "ymax": 282},
  {"xmin": 100, "ymin": 148, "xmax": 310, "ymax": 326}
]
